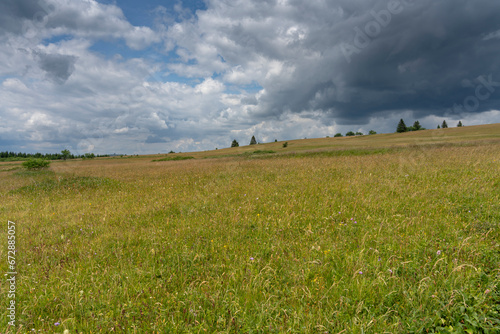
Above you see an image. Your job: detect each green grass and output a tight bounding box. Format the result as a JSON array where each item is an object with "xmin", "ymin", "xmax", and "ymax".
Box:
[
  {"xmin": 1, "ymin": 124, "xmax": 499, "ymax": 333},
  {"xmin": 152, "ymin": 156, "xmax": 195, "ymax": 162}
]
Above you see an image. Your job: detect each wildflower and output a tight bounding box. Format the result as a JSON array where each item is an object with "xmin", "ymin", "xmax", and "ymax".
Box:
[
  {"xmin": 354, "ymin": 221, "xmax": 357, "ymax": 224},
  {"xmin": 54, "ymin": 322, "xmax": 60, "ymax": 326},
  {"xmin": 250, "ymin": 257, "xmax": 254, "ymax": 261},
  {"xmin": 64, "ymin": 330, "xmax": 70, "ymax": 334},
  {"xmin": 485, "ymin": 289, "xmax": 491, "ymax": 294},
  {"xmin": 436, "ymin": 250, "xmax": 441, "ymax": 256},
  {"xmin": 358, "ymin": 271, "xmax": 363, "ymax": 274},
  {"xmin": 388, "ymin": 269, "xmax": 393, "ymax": 273}
]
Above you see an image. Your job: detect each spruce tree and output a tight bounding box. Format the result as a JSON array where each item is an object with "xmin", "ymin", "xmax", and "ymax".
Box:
[
  {"xmin": 412, "ymin": 120, "xmax": 422, "ymax": 131},
  {"xmin": 396, "ymin": 119, "xmax": 408, "ymax": 133},
  {"xmin": 442, "ymin": 120, "xmax": 448, "ymax": 128},
  {"xmin": 231, "ymin": 139, "xmax": 239, "ymax": 147},
  {"xmin": 250, "ymin": 136, "xmax": 257, "ymax": 145},
  {"xmin": 457, "ymin": 121, "xmax": 463, "ymax": 127}
]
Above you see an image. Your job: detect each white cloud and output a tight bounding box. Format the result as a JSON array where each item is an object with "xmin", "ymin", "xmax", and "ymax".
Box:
[{"xmin": 1, "ymin": 0, "xmax": 500, "ymax": 155}]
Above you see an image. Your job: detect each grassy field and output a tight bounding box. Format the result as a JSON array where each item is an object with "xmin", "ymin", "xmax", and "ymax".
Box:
[{"xmin": 1, "ymin": 124, "xmax": 499, "ymax": 333}]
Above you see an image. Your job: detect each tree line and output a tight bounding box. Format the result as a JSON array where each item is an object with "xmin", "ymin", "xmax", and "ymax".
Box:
[
  {"xmin": 0, "ymin": 150, "xmax": 104, "ymax": 161},
  {"xmin": 230, "ymin": 118, "xmax": 466, "ymax": 148},
  {"xmin": 397, "ymin": 119, "xmax": 463, "ymax": 133}
]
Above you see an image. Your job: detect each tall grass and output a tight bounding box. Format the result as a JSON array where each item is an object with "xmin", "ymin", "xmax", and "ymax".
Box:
[{"xmin": 0, "ymin": 133, "xmax": 499, "ymax": 333}]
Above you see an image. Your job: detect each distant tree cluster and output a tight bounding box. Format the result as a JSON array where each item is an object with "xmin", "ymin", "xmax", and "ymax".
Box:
[
  {"xmin": 332, "ymin": 130, "xmax": 375, "ymax": 138},
  {"xmin": 437, "ymin": 120, "xmax": 464, "ymax": 128},
  {"xmin": 230, "ymin": 135, "xmax": 260, "ymax": 148},
  {"xmin": 0, "ymin": 150, "xmax": 103, "ymax": 161},
  {"xmin": 345, "ymin": 131, "xmax": 365, "ymax": 137},
  {"xmin": 398, "ymin": 119, "xmax": 465, "ymax": 131},
  {"xmin": 396, "ymin": 119, "xmax": 427, "ymax": 133}
]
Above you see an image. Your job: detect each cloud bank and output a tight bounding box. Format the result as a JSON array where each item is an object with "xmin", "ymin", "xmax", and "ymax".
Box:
[{"xmin": 1, "ymin": 0, "xmax": 500, "ymax": 154}]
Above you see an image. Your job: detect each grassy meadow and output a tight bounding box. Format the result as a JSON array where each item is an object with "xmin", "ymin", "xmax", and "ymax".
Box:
[{"xmin": 1, "ymin": 124, "xmax": 499, "ymax": 333}]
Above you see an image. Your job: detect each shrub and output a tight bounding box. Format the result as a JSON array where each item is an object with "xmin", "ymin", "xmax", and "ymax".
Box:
[
  {"xmin": 231, "ymin": 140, "xmax": 239, "ymax": 147},
  {"xmin": 282, "ymin": 142, "xmax": 288, "ymax": 148},
  {"xmin": 22, "ymin": 158, "xmax": 50, "ymax": 170},
  {"xmin": 334, "ymin": 133, "xmax": 343, "ymax": 137},
  {"xmin": 346, "ymin": 131, "xmax": 355, "ymax": 136}
]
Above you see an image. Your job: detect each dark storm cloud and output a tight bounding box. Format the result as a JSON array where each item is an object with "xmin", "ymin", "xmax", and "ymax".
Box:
[
  {"xmin": 199, "ymin": 0, "xmax": 500, "ymax": 124},
  {"xmin": 226, "ymin": 0, "xmax": 500, "ymax": 124}
]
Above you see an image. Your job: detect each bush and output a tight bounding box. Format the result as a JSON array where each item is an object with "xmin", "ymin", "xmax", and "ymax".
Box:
[
  {"xmin": 22, "ymin": 158, "xmax": 50, "ymax": 170},
  {"xmin": 334, "ymin": 133, "xmax": 343, "ymax": 137},
  {"xmin": 346, "ymin": 131, "xmax": 355, "ymax": 136},
  {"xmin": 282, "ymin": 142, "xmax": 288, "ymax": 148}
]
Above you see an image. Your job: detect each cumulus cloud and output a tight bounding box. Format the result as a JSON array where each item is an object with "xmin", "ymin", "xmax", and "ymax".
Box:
[
  {"xmin": 1, "ymin": 0, "xmax": 500, "ymax": 155},
  {"xmin": 168, "ymin": 0, "xmax": 500, "ymax": 125}
]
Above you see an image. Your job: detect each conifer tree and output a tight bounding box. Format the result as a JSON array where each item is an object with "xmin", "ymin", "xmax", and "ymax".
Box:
[{"xmin": 396, "ymin": 119, "xmax": 408, "ymax": 133}]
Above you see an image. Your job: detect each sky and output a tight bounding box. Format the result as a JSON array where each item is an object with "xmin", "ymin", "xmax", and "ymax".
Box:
[{"xmin": 1, "ymin": 0, "xmax": 500, "ymax": 155}]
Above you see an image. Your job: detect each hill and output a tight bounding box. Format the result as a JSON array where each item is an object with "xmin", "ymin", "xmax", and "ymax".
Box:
[
  {"xmin": 150, "ymin": 122, "xmax": 500, "ymax": 160},
  {"xmin": 1, "ymin": 122, "xmax": 498, "ymax": 333}
]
